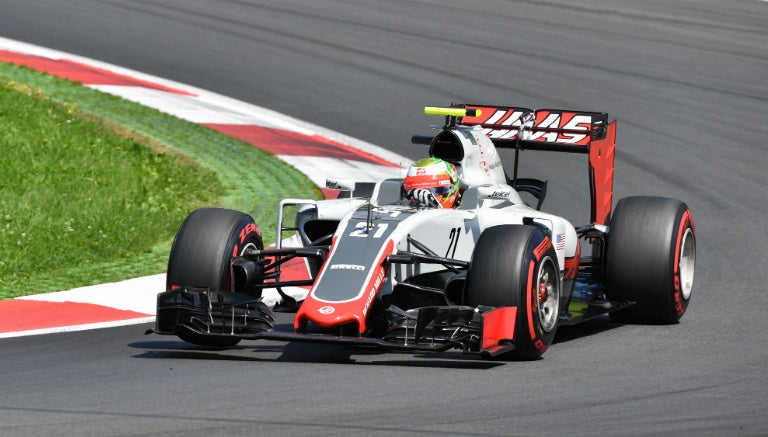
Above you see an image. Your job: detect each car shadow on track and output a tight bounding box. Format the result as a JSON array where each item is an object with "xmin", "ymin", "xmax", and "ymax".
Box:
[
  {"xmin": 130, "ymin": 318, "xmax": 623, "ymax": 369},
  {"xmin": 129, "ymin": 340, "xmax": 508, "ymax": 369},
  {"xmin": 552, "ymin": 317, "xmax": 623, "ymax": 345}
]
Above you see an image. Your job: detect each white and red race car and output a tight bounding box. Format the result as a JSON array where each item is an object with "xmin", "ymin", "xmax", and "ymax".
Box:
[{"xmin": 151, "ymin": 104, "xmax": 696, "ymax": 359}]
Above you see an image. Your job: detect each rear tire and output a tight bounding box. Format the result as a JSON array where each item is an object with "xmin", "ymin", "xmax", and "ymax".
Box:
[
  {"xmin": 466, "ymin": 225, "xmax": 560, "ymax": 359},
  {"xmin": 606, "ymin": 196, "xmax": 696, "ymax": 324},
  {"xmin": 167, "ymin": 208, "xmax": 264, "ymax": 347}
]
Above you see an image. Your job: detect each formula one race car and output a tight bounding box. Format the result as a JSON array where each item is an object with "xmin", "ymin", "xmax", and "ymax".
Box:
[{"xmin": 151, "ymin": 104, "xmax": 696, "ymax": 359}]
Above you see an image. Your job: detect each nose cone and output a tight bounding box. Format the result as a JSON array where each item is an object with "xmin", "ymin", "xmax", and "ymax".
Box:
[{"xmin": 295, "ymin": 238, "xmax": 393, "ymax": 334}]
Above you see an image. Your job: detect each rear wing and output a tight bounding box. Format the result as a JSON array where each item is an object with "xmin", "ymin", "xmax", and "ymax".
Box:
[
  {"xmin": 462, "ymin": 104, "xmax": 608, "ymax": 148},
  {"xmin": 424, "ymin": 104, "xmax": 617, "ymax": 225}
]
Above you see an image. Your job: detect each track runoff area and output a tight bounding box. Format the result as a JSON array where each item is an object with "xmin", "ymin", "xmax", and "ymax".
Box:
[{"xmin": 0, "ymin": 37, "xmax": 408, "ymax": 338}]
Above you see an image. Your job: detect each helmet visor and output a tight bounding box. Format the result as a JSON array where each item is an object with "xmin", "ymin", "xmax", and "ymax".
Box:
[{"xmin": 420, "ymin": 186, "xmax": 454, "ymax": 197}]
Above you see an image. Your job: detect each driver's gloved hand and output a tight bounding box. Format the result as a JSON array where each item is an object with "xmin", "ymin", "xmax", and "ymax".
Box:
[{"xmin": 409, "ymin": 189, "xmax": 441, "ymax": 208}]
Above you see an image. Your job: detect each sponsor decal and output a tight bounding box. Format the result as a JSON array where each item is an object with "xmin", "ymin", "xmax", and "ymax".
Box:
[
  {"xmin": 464, "ymin": 106, "xmax": 593, "ymax": 145},
  {"xmin": 490, "ymin": 190, "xmax": 511, "ymax": 198},
  {"xmin": 528, "ymin": 113, "xmax": 590, "ymax": 144},
  {"xmin": 318, "ymin": 306, "xmax": 335, "ymax": 315},
  {"xmin": 362, "ymin": 267, "xmax": 386, "ymax": 316},
  {"xmin": 233, "ymin": 223, "xmax": 261, "ymax": 256},
  {"xmin": 239, "ymin": 222, "xmax": 261, "ymax": 242},
  {"xmin": 329, "ymin": 264, "xmax": 366, "ymax": 271}
]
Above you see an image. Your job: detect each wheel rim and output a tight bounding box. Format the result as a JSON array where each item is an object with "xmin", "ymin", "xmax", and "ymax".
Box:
[
  {"xmin": 679, "ymin": 228, "xmax": 695, "ymax": 300},
  {"xmin": 537, "ymin": 256, "xmax": 559, "ymax": 333},
  {"xmin": 240, "ymin": 241, "xmax": 259, "ymax": 256}
]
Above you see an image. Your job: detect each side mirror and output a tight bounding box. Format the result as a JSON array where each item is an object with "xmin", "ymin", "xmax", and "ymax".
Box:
[{"xmin": 325, "ymin": 178, "xmax": 356, "ymax": 192}]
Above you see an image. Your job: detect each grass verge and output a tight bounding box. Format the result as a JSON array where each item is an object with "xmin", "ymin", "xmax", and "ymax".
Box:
[{"xmin": 0, "ymin": 62, "xmax": 321, "ymax": 299}]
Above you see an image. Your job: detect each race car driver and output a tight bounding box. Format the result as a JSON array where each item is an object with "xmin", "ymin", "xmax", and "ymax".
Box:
[{"xmin": 401, "ymin": 157, "xmax": 460, "ymax": 208}]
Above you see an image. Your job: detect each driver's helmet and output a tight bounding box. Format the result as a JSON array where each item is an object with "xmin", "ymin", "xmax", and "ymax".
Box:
[{"xmin": 402, "ymin": 157, "xmax": 460, "ymax": 208}]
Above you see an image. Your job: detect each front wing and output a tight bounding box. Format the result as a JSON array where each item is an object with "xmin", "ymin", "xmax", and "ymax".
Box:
[{"xmin": 152, "ymin": 287, "xmax": 520, "ymax": 357}]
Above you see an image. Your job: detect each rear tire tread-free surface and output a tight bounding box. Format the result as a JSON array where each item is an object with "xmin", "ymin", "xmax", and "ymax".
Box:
[{"xmin": 606, "ymin": 196, "xmax": 696, "ymax": 324}]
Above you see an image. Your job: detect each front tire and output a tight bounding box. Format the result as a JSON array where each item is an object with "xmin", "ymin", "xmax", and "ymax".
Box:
[
  {"xmin": 606, "ymin": 196, "xmax": 696, "ymax": 324},
  {"xmin": 166, "ymin": 208, "xmax": 264, "ymax": 347},
  {"xmin": 466, "ymin": 225, "xmax": 561, "ymax": 359}
]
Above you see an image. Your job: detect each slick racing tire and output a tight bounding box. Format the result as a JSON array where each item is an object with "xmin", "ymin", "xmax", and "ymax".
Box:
[
  {"xmin": 466, "ymin": 225, "xmax": 560, "ymax": 360},
  {"xmin": 605, "ymin": 196, "xmax": 696, "ymax": 324},
  {"xmin": 167, "ymin": 208, "xmax": 264, "ymax": 347}
]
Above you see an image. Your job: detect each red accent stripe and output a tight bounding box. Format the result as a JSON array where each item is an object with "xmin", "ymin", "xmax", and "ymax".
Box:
[
  {"xmin": 262, "ymin": 246, "xmax": 313, "ymax": 285},
  {"xmin": 0, "ymin": 49, "xmax": 195, "ymax": 96},
  {"xmin": 673, "ymin": 210, "xmax": 692, "ymax": 275},
  {"xmin": 672, "ymin": 209, "xmax": 694, "ymax": 316},
  {"xmin": 203, "ymin": 123, "xmax": 398, "ymax": 166},
  {"xmin": 589, "ymin": 120, "xmax": 616, "ymax": 225},
  {"xmin": 533, "ymin": 237, "xmax": 552, "ymax": 261},
  {"xmin": 0, "ymin": 300, "xmax": 150, "ymax": 333},
  {"xmin": 526, "ymin": 260, "xmax": 536, "ymax": 340},
  {"xmin": 563, "ymin": 241, "xmax": 581, "ymax": 280}
]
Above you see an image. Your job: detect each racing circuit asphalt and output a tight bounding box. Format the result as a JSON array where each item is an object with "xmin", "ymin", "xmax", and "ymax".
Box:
[{"xmin": 1, "ymin": 1, "xmax": 767, "ymax": 435}]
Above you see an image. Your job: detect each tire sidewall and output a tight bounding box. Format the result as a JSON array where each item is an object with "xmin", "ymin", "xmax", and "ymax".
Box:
[
  {"xmin": 218, "ymin": 214, "xmax": 263, "ymax": 292},
  {"xmin": 670, "ymin": 207, "xmax": 695, "ymax": 319},
  {"xmin": 516, "ymin": 231, "xmax": 559, "ymax": 358}
]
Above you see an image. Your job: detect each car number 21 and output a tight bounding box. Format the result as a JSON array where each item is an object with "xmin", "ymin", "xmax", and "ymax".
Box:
[
  {"xmin": 349, "ymin": 222, "xmax": 389, "ymax": 239},
  {"xmin": 446, "ymin": 227, "xmax": 460, "ymax": 258}
]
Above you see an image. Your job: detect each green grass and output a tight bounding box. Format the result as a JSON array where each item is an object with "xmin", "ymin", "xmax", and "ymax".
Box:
[{"xmin": 0, "ymin": 62, "xmax": 321, "ymax": 299}]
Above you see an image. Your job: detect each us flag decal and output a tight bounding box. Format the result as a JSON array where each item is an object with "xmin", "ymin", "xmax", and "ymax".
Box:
[{"xmin": 555, "ymin": 233, "xmax": 566, "ymax": 251}]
